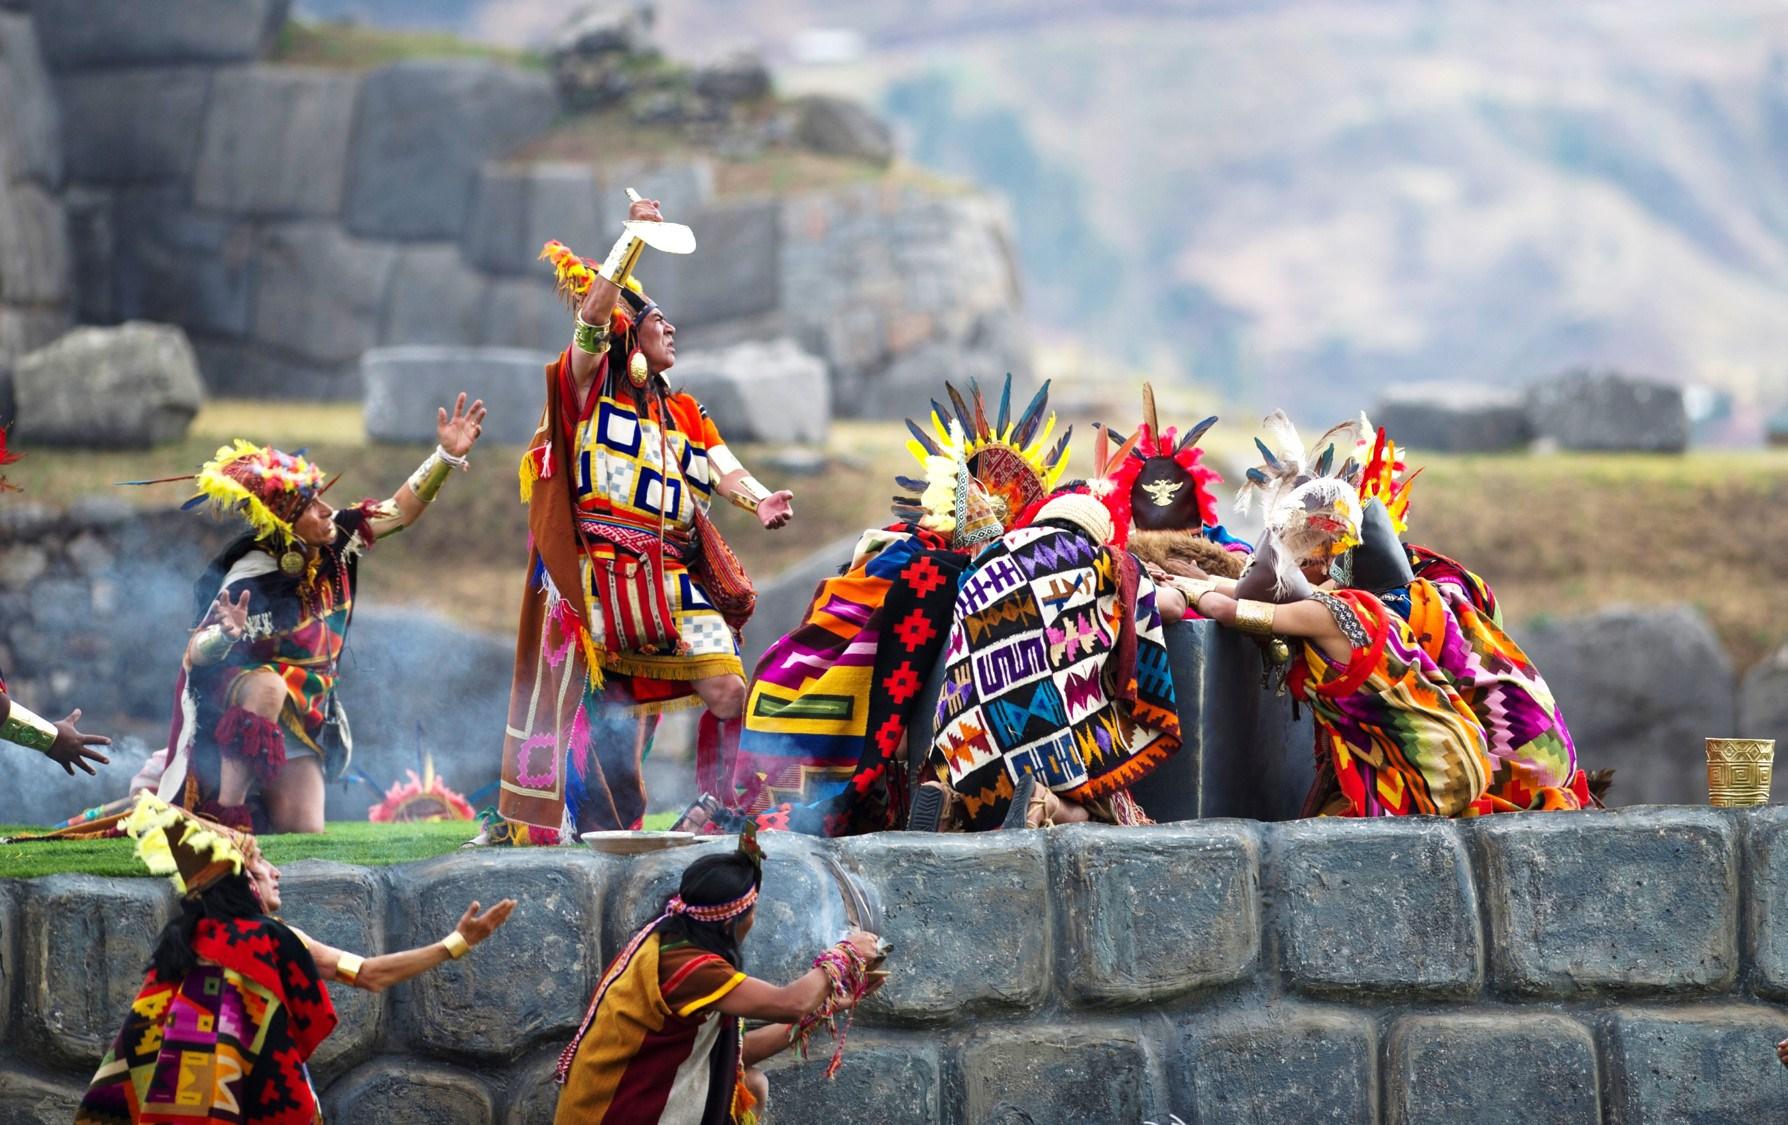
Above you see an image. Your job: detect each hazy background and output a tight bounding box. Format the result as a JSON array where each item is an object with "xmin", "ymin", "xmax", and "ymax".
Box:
[{"xmin": 294, "ymin": 0, "xmax": 1788, "ymax": 428}]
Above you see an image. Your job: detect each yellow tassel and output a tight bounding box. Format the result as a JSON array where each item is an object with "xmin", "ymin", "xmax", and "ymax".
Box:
[
  {"xmin": 579, "ymin": 630, "xmax": 606, "ymax": 690},
  {"xmin": 518, "ymin": 449, "xmax": 539, "ymax": 504}
]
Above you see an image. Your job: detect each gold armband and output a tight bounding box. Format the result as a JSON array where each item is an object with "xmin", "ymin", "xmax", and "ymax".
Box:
[
  {"xmin": 334, "ymin": 951, "xmax": 365, "ymax": 986},
  {"xmin": 192, "ymin": 624, "xmax": 238, "ymax": 664},
  {"xmin": 573, "ymin": 313, "xmax": 610, "ymax": 356},
  {"xmin": 729, "ymin": 476, "xmax": 773, "ymax": 513},
  {"xmin": 0, "ymin": 700, "xmax": 58, "ymax": 753},
  {"xmin": 406, "ymin": 445, "xmax": 467, "ymax": 505},
  {"xmin": 599, "ymin": 229, "xmax": 646, "ymax": 289},
  {"xmin": 440, "ymin": 931, "xmax": 469, "ymax": 960},
  {"xmin": 1233, "ymin": 599, "xmax": 1278, "ymax": 637}
]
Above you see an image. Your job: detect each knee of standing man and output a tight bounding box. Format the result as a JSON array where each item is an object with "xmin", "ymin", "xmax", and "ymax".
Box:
[{"xmin": 708, "ymin": 675, "xmax": 747, "ymax": 722}]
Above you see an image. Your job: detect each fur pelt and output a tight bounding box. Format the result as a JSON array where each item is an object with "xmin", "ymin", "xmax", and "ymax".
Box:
[{"xmin": 1127, "ymin": 529, "xmax": 1248, "ymax": 579}]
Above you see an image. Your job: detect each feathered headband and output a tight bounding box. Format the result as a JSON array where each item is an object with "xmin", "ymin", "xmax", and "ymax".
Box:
[
  {"xmin": 1096, "ymin": 383, "xmax": 1221, "ymax": 547},
  {"xmin": 1357, "ymin": 423, "xmax": 1419, "ymax": 536},
  {"xmin": 892, "ymin": 374, "xmax": 1071, "ymax": 539},
  {"xmin": 124, "ymin": 792, "xmax": 259, "ymax": 898},
  {"xmin": 539, "ymin": 240, "xmax": 654, "ymax": 330},
  {"xmin": 1236, "ymin": 411, "xmax": 1368, "ymax": 595}
]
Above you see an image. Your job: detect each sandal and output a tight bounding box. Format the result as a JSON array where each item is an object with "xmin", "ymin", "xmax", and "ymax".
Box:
[
  {"xmin": 671, "ymin": 794, "xmax": 722, "ymax": 834},
  {"xmin": 1001, "ymin": 774, "xmax": 1041, "ymax": 830},
  {"xmin": 907, "ymin": 782, "xmax": 950, "ymax": 831}
]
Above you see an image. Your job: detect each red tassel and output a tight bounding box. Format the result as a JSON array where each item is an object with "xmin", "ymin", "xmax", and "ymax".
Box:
[
  {"xmin": 195, "ymin": 799, "xmax": 255, "ymax": 832},
  {"xmin": 215, "ymin": 706, "xmax": 287, "ymax": 785}
]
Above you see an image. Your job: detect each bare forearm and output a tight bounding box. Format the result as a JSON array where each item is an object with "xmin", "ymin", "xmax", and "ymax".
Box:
[
  {"xmin": 716, "ymin": 967, "xmax": 830, "ymax": 1023},
  {"xmin": 743, "ymin": 1023, "xmax": 795, "ymax": 1067},
  {"xmin": 354, "ymin": 942, "xmax": 454, "ymax": 992}
]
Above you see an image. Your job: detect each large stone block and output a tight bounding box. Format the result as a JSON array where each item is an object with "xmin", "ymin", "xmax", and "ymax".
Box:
[
  {"xmin": 1374, "ymin": 382, "xmax": 1532, "ymax": 452},
  {"xmin": 381, "ymin": 244, "xmax": 490, "ymax": 349},
  {"xmin": 323, "ymin": 1059, "xmax": 495, "ymax": 1125},
  {"xmin": 462, "ymin": 162, "xmax": 604, "ymax": 278},
  {"xmin": 603, "ymin": 159, "xmax": 715, "ymax": 223},
  {"xmin": 194, "ymin": 66, "xmax": 358, "ymax": 218},
  {"xmin": 20, "ymin": 874, "xmax": 173, "ymax": 1067},
  {"xmin": 1271, "ymin": 819, "xmax": 1482, "ymax": 998},
  {"xmin": 394, "ymin": 851, "xmax": 605, "ymax": 1062},
  {"xmin": 276, "ymin": 861, "xmax": 385, "ymax": 1077},
  {"xmin": 1386, "ymin": 1013, "xmax": 1599, "ymax": 1124},
  {"xmin": 1179, "ymin": 1008, "xmax": 1376, "ymax": 1125},
  {"xmin": 1517, "ymin": 604, "xmax": 1736, "ymax": 806},
  {"xmin": 644, "ymin": 199, "xmax": 779, "ymax": 328},
  {"xmin": 1052, "ymin": 822, "xmax": 1259, "ymax": 1006},
  {"xmin": 500, "ymin": 1047, "xmax": 564, "ymax": 1125},
  {"xmin": 30, "ymin": 0, "xmax": 288, "ymax": 68},
  {"xmin": 833, "ymin": 834, "xmax": 1048, "ymax": 1024},
  {"xmin": 0, "ymin": 1064, "xmax": 88, "ymax": 1125},
  {"xmin": 956, "ymin": 1023, "xmax": 1162, "ymax": 1125},
  {"xmin": 793, "ymin": 95, "xmax": 894, "ymax": 165},
  {"xmin": 363, "ymin": 346, "xmax": 546, "ymax": 447},
  {"xmin": 1605, "ymin": 1006, "xmax": 1788, "ymax": 1123},
  {"xmin": 56, "ymin": 67, "xmax": 212, "ymax": 183},
  {"xmin": 480, "ymin": 276, "xmax": 572, "ymax": 357},
  {"xmin": 0, "ymin": 13, "xmax": 61, "ymax": 186},
  {"xmin": 0, "ymin": 305, "xmax": 67, "ymax": 367},
  {"xmin": 253, "ymin": 222, "xmax": 397, "ymax": 363},
  {"xmin": 189, "ymin": 337, "xmax": 357, "ymax": 400},
  {"xmin": 112, "ymin": 191, "xmax": 256, "ymax": 338},
  {"xmin": 1473, "ymin": 808, "xmax": 1738, "ymax": 997},
  {"xmin": 0, "ymin": 880, "xmax": 13, "ymax": 1045},
  {"xmin": 14, "ymin": 321, "xmax": 204, "ymax": 448},
  {"xmin": 343, "ymin": 60, "xmax": 556, "ymax": 241},
  {"xmin": 668, "ymin": 337, "xmax": 828, "ymax": 445},
  {"xmin": 0, "ymin": 181, "xmax": 66, "ymax": 304},
  {"xmin": 763, "ymin": 1035, "xmax": 940, "ymax": 1124},
  {"xmin": 1744, "ymin": 808, "xmax": 1788, "ymax": 995},
  {"xmin": 1526, "ymin": 369, "xmax": 1689, "ymax": 452},
  {"xmin": 1741, "ymin": 640, "xmax": 1788, "ymax": 751}
]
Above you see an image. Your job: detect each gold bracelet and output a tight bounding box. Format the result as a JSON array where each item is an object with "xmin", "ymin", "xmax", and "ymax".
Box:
[
  {"xmin": 598, "ymin": 230, "xmax": 645, "ymax": 288},
  {"xmin": 1233, "ymin": 599, "xmax": 1278, "ymax": 637},
  {"xmin": 440, "ymin": 931, "xmax": 469, "ymax": 960},
  {"xmin": 192, "ymin": 624, "xmax": 238, "ymax": 664},
  {"xmin": 0, "ymin": 700, "xmax": 58, "ymax": 753},
  {"xmin": 406, "ymin": 445, "xmax": 466, "ymax": 505},
  {"xmin": 729, "ymin": 476, "xmax": 773, "ymax": 514},
  {"xmin": 335, "ymin": 951, "xmax": 365, "ymax": 986},
  {"xmin": 573, "ymin": 314, "xmax": 610, "ymax": 356}
]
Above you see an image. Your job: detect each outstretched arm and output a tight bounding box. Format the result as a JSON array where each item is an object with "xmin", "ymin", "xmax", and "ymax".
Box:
[
  {"xmin": 364, "ymin": 393, "xmax": 486, "ymax": 539},
  {"xmin": 302, "ymin": 898, "xmax": 516, "ymax": 993},
  {"xmin": 1178, "ymin": 583, "xmax": 1354, "ymax": 664},
  {"xmin": 570, "ymin": 196, "xmax": 663, "ymax": 389},
  {"xmin": 0, "ymin": 690, "xmax": 110, "ymax": 775},
  {"xmin": 709, "ymin": 444, "xmax": 793, "ymax": 531}
]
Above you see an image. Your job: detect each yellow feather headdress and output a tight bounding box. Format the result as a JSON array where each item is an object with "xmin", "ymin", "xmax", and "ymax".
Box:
[
  {"xmin": 124, "ymin": 792, "xmax": 258, "ymax": 897},
  {"xmin": 188, "ymin": 439, "xmax": 328, "ymax": 545}
]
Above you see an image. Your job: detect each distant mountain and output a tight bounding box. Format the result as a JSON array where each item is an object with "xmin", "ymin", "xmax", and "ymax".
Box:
[{"xmin": 300, "ymin": 0, "xmax": 1788, "ymax": 422}]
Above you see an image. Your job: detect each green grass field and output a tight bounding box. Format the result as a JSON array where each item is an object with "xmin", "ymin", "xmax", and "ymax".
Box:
[{"xmin": 0, "ymin": 813, "xmax": 683, "ymax": 879}]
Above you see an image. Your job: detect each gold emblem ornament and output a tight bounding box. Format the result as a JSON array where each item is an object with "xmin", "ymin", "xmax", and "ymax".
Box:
[
  {"xmin": 1705, "ymin": 738, "xmax": 1775, "ymax": 807},
  {"xmin": 1141, "ymin": 479, "xmax": 1185, "ymax": 507}
]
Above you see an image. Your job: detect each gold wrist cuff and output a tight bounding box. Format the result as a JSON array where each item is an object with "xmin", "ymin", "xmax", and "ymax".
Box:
[
  {"xmin": 573, "ymin": 314, "xmax": 611, "ymax": 356},
  {"xmin": 1233, "ymin": 599, "xmax": 1278, "ymax": 637},
  {"xmin": 441, "ymin": 931, "xmax": 469, "ymax": 960},
  {"xmin": 193, "ymin": 624, "xmax": 238, "ymax": 664},
  {"xmin": 729, "ymin": 476, "xmax": 773, "ymax": 513},
  {"xmin": 599, "ymin": 231, "xmax": 646, "ymax": 289},
  {"xmin": 1, "ymin": 700, "xmax": 58, "ymax": 753},
  {"xmin": 335, "ymin": 951, "xmax": 365, "ymax": 986},
  {"xmin": 407, "ymin": 446, "xmax": 465, "ymax": 504}
]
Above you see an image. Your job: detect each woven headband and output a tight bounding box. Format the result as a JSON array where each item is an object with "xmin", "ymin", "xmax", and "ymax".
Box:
[{"xmin": 666, "ymin": 887, "xmax": 758, "ymax": 924}]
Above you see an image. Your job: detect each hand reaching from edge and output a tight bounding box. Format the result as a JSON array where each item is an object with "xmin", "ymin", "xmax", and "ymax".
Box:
[
  {"xmin": 48, "ymin": 708, "xmax": 110, "ymax": 776},
  {"xmin": 629, "ymin": 197, "xmax": 664, "ymax": 223},
  {"xmin": 455, "ymin": 898, "xmax": 518, "ymax": 948},
  {"xmin": 213, "ymin": 589, "xmax": 253, "ymax": 639},
  {"xmin": 437, "ymin": 393, "xmax": 487, "ymax": 458},
  {"xmin": 757, "ymin": 490, "xmax": 794, "ymax": 530}
]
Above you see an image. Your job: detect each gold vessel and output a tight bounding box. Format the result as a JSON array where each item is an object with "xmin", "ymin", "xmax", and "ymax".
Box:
[{"xmin": 1705, "ymin": 738, "xmax": 1775, "ymax": 807}]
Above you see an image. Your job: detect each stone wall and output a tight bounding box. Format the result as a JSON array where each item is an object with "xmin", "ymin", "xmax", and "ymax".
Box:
[
  {"xmin": 4, "ymin": 1, "xmax": 1027, "ymax": 415},
  {"xmin": 3, "ymin": 809, "xmax": 1788, "ymax": 1122}
]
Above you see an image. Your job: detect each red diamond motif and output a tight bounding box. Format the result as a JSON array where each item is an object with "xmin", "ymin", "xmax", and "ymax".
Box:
[
  {"xmin": 893, "ymin": 609, "xmax": 936, "ymax": 651},
  {"xmin": 903, "ymin": 555, "xmax": 946, "ymax": 598},
  {"xmin": 884, "ymin": 660, "xmax": 922, "ymax": 705}
]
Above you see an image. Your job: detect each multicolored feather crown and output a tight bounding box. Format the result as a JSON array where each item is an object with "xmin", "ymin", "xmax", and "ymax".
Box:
[
  {"xmin": 189, "ymin": 440, "xmax": 328, "ymax": 544},
  {"xmin": 891, "ymin": 374, "xmax": 1071, "ymax": 545},
  {"xmin": 124, "ymin": 792, "xmax": 260, "ymax": 898},
  {"xmin": 1237, "ymin": 411, "xmax": 1367, "ymax": 595},
  {"xmin": 1357, "ymin": 424, "xmax": 1420, "ymax": 536}
]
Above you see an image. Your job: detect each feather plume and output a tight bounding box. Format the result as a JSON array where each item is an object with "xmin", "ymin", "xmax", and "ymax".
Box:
[
  {"xmin": 1011, "ymin": 379, "xmax": 1052, "ymax": 446},
  {"xmin": 996, "ymin": 372, "xmax": 1013, "ymax": 433},
  {"xmin": 1142, "ymin": 381, "xmax": 1160, "ymax": 439},
  {"xmin": 1046, "ymin": 425, "xmax": 1072, "ymax": 470},
  {"xmin": 970, "ymin": 376, "xmax": 991, "ymax": 437},
  {"xmin": 1176, "ymin": 416, "xmax": 1218, "ymax": 455},
  {"xmin": 904, "ymin": 418, "xmax": 942, "ymax": 457},
  {"xmin": 945, "ymin": 383, "xmax": 975, "ymax": 439}
]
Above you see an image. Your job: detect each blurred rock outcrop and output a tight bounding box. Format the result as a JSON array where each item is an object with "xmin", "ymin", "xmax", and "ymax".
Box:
[
  {"xmin": 13, "ymin": 322, "xmax": 203, "ymax": 447},
  {"xmin": 362, "ymin": 346, "xmax": 546, "ymax": 447},
  {"xmin": 1526, "ymin": 370, "xmax": 1689, "ymax": 453},
  {"xmin": 0, "ymin": 11, "xmax": 68, "ymax": 372},
  {"xmin": 670, "ymin": 338, "xmax": 829, "ymax": 445},
  {"xmin": 1373, "ymin": 383, "xmax": 1532, "ymax": 453}
]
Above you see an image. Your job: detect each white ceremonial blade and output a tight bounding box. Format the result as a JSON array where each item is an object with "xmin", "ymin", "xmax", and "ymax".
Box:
[{"xmin": 625, "ymin": 219, "xmax": 696, "ymax": 255}]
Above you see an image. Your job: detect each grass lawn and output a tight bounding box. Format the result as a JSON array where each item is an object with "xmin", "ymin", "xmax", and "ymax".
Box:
[{"xmin": 0, "ymin": 812, "xmax": 683, "ymax": 879}]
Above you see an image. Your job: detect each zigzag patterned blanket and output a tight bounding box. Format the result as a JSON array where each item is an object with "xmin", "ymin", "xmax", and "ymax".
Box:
[
  {"xmin": 932, "ymin": 524, "xmax": 1181, "ymax": 829},
  {"xmin": 736, "ymin": 530, "xmax": 967, "ymax": 835}
]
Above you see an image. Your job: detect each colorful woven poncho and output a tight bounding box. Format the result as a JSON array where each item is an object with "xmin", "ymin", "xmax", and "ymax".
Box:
[
  {"xmin": 1291, "ymin": 588, "xmax": 1493, "ymax": 818},
  {"xmin": 733, "ymin": 528, "xmax": 968, "ymax": 835},
  {"xmin": 932, "ymin": 522, "xmax": 1181, "ymax": 829},
  {"xmin": 76, "ymin": 917, "xmax": 337, "ymax": 1125}
]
